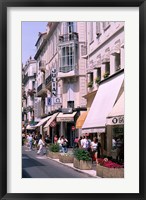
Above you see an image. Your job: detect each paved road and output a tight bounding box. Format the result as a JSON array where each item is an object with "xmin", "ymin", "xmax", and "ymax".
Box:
[{"xmin": 22, "ymin": 147, "xmax": 94, "ymax": 178}]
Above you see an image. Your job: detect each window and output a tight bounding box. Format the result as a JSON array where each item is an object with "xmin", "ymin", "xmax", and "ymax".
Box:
[
  {"xmin": 97, "ymin": 68, "xmax": 101, "ymax": 79},
  {"xmin": 96, "ymin": 22, "xmax": 101, "ymax": 37},
  {"xmin": 89, "ymin": 22, "xmax": 94, "ymax": 43},
  {"xmin": 59, "ymin": 44, "xmax": 78, "ymax": 73},
  {"xmin": 115, "ymin": 53, "xmax": 121, "ymax": 71},
  {"xmin": 103, "ymin": 21, "xmax": 110, "ymax": 31},
  {"xmin": 67, "ymin": 101, "xmax": 74, "ymax": 109},
  {"xmin": 81, "ymin": 44, "xmax": 87, "ymax": 56},
  {"xmin": 64, "ymin": 22, "xmax": 77, "ymax": 34},
  {"xmin": 105, "ymin": 62, "xmax": 110, "ymax": 74}
]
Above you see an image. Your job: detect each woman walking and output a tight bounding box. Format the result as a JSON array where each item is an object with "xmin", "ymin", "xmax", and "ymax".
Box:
[{"xmin": 37, "ymin": 135, "xmax": 45, "ymax": 155}]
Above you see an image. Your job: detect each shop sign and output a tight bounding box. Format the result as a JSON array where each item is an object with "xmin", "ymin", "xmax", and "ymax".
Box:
[
  {"xmin": 111, "ymin": 116, "xmax": 124, "ymax": 125},
  {"xmin": 71, "ymin": 126, "xmax": 75, "ymax": 130},
  {"xmin": 56, "ymin": 117, "xmax": 74, "ymax": 122},
  {"xmin": 50, "ymin": 120, "xmax": 56, "ymax": 128},
  {"xmin": 51, "ymin": 68, "xmax": 57, "ymax": 96}
]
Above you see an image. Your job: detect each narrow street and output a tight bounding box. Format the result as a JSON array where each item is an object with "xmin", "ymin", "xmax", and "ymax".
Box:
[{"xmin": 22, "ymin": 146, "xmax": 94, "ymax": 178}]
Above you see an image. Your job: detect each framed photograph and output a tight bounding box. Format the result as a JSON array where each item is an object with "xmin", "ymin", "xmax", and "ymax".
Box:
[{"xmin": 0, "ymin": 0, "xmax": 145, "ymax": 200}]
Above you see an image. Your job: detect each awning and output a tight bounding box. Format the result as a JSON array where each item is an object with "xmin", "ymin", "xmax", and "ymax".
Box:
[
  {"xmin": 82, "ymin": 72, "xmax": 124, "ymax": 133},
  {"xmin": 106, "ymin": 92, "xmax": 124, "ymax": 125},
  {"xmin": 56, "ymin": 112, "xmax": 77, "ymax": 122},
  {"xmin": 26, "ymin": 125, "xmax": 36, "ymax": 130},
  {"xmin": 43, "ymin": 113, "xmax": 58, "ymax": 130},
  {"xmin": 35, "ymin": 116, "xmax": 52, "ymax": 127},
  {"xmin": 76, "ymin": 111, "xmax": 88, "ymax": 129}
]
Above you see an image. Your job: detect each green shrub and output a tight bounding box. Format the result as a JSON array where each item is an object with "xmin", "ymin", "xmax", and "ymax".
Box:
[
  {"xmin": 74, "ymin": 148, "xmax": 91, "ymax": 161},
  {"xmin": 49, "ymin": 143, "xmax": 60, "ymax": 152},
  {"xmin": 87, "ymin": 81, "xmax": 93, "ymax": 88},
  {"xmin": 103, "ymin": 71, "xmax": 110, "ymax": 79},
  {"xmin": 95, "ymin": 76, "xmax": 101, "ymax": 84}
]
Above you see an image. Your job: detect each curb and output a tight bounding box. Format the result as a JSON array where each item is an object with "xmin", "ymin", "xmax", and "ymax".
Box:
[{"xmin": 46, "ymin": 156, "xmax": 101, "ymax": 178}]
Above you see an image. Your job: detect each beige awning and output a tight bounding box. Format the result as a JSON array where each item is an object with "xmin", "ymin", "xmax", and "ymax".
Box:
[
  {"xmin": 106, "ymin": 92, "xmax": 124, "ymax": 125},
  {"xmin": 56, "ymin": 112, "xmax": 77, "ymax": 122},
  {"xmin": 75, "ymin": 111, "xmax": 88, "ymax": 129},
  {"xmin": 43, "ymin": 113, "xmax": 58, "ymax": 129},
  {"xmin": 82, "ymin": 72, "xmax": 124, "ymax": 133},
  {"xmin": 35, "ymin": 116, "xmax": 52, "ymax": 127}
]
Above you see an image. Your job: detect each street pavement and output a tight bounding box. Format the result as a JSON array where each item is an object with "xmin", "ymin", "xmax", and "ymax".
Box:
[{"xmin": 22, "ymin": 146, "xmax": 100, "ymax": 178}]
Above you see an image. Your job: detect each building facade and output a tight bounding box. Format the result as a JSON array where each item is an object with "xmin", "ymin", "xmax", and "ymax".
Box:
[
  {"xmin": 34, "ymin": 22, "xmax": 87, "ymax": 146},
  {"xmin": 22, "ymin": 57, "xmax": 37, "ymax": 128},
  {"xmin": 82, "ymin": 21, "xmax": 125, "ymax": 157}
]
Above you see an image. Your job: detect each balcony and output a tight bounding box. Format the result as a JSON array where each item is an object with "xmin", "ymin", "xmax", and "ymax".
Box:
[
  {"xmin": 39, "ymin": 60, "xmax": 46, "ymax": 72},
  {"xmin": 58, "ymin": 32, "xmax": 78, "ymax": 45},
  {"xmin": 58, "ymin": 65, "xmax": 78, "ymax": 78},
  {"xmin": 37, "ymin": 83, "xmax": 47, "ymax": 97}
]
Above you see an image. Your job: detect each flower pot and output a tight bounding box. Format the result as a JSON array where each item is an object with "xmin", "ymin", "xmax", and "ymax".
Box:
[
  {"xmin": 73, "ymin": 158, "xmax": 92, "ymax": 170},
  {"xmin": 59, "ymin": 154, "xmax": 74, "ymax": 163},
  {"xmin": 96, "ymin": 164, "xmax": 124, "ymax": 178},
  {"xmin": 79, "ymin": 160, "xmax": 92, "ymax": 170},
  {"xmin": 73, "ymin": 158, "xmax": 80, "ymax": 169},
  {"xmin": 47, "ymin": 151, "xmax": 60, "ymax": 159}
]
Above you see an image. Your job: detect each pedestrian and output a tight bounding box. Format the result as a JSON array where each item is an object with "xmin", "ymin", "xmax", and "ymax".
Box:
[
  {"xmin": 37, "ymin": 135, "xmax": 45, "ymax": 155},
  {"xmin": 28, "ymin": 133, "xmax": 33, "ymax": 150},
  {"xmin": 90, "ymin": 137, "xmax": 98, "ymax": 163},
  {"xmin": 116, "ymin": 135, "xmax": 124, "ymax": 163},
  {"xmin": 81, "ymin": 135, "xmax": 91, "ymax": 151},
  {"xmin": 60, "ymin": 135, "xmax": 68, "ymax": 153},
  {"xmin": 78, "ymin": 136, "xmax": 82, "ymax": 148},
  {"xmin": 54, "ymin": 135, "xmax": 58, "ymax": 144},
  {"xmin": 74, "ymin": 137, "xmax": 79, "ymax": 148}
]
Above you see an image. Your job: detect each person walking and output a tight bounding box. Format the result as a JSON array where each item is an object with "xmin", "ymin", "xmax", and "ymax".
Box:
[
  {"xmin": 37, "ymin": 135, "xmax": 45, "ymax": 155},
  {"xmin": 60, "ymin": 135, "xmax": 68, "ymax": 153},
  {"xmin": 90, "ymin": 137, "xmax": 98, "ymax": 163},
  {"xmin": 54, "ymin": 135, "xmax": 58, "ymax": 144},
  {"xmin": 28, "ymin": 133, "xmax": 33, "ymax": 151}
]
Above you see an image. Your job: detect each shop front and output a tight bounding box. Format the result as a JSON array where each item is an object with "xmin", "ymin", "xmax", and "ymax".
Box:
[
  {"xmin": 82, "ymin": 71, "xmax": 124, "ymax": 156},
  {"xmin": 106, "ymin": 92, "xmax": 124, "ymax": 159},
  {"xmin": 56, "ymin": 111, "xmax": 77, "ymax": 147}
]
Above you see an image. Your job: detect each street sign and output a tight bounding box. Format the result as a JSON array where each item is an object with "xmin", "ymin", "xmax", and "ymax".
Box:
[
  {"xmin": 50, "ymin": 120, "xmax": 56, "ymax": 128},
  {"xmin": 72, "ymin": 126, "xmax": 75, "ymax": 131}
]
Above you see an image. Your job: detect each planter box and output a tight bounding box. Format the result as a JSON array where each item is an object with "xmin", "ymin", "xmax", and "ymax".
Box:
[
  {"xmin": 96, "ymin": 164, "xmax": 124, "ymax": 178},
  {"xmin": 73, "ymin": 158, "xmax": 80, "ymax": 169},
  {"xmin": 73, "ymin": 158, "xmax": 92, "ymax": 170},
  {"xmin": 79, "ymin": 160, "xmax": 92, "ymax": 170},
  {"xmin": 59, "ymin": 154, "xmax": 74, "ymax": 163},
  {"xmin": 47, "ymin": 151, "xmax": 60, "ymax": 159}
]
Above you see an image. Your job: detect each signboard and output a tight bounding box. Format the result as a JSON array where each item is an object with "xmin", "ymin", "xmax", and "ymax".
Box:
[
  {"xmin": 71, "ymin": 126, "xmax": 75, "ymax": 131},
  {"xmin": 53, "ymin": 97, "xmax": 62, "ymax": 104},
  {"xmin": 50, "ymin": 120, "xmax": 57, "ymax": 128},
  {"xmin": 34, "ymin": 97, "xmax": 41, "ymax": 121},
  {"xmin": 56, "ymin": 117, "xmax": 74, "ymax": 122},
  {"xmin": 51, "ymin": 68, "xmax": 57, "ymax": 96},
  {"xmin": 106, "ymin": 116, "xmax": 124, "ymax": 125}
]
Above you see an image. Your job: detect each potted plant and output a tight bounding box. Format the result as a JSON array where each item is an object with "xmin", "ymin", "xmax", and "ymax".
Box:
[
  {"xmin": 103, "ymin": 71, "xmax": 110, "ymax": 79},
  {"xmin": 73, "ymin": 148, "xmax": 92, "ymax": 170},
  {"xmin": 96, "ymin": 157, "xmax": 124, "ymax": 178},
  {"xmin": 87, "ymin": 81, "xmax": 93, "ymax": 88},
  {"xmin": 95, "ymin": 76, "xmax": 101, "ymax": 84},
  {"xmin": 59, "ymin": 152, "xmax": 74, "ymax": 163},
  {"xmin": 47, "ymin": 143, "xmax": 60, "ymax": 159}
]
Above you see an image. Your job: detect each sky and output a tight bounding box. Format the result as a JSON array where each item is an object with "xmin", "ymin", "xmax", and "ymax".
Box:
[{"xmin": 22, "ymin": 22, "xmax": 48, "ymax": 64}]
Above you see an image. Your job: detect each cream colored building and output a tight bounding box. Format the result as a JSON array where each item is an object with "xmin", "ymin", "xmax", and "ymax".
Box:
[
  {"xmin": 82, "ymin": 22, "xmax": 125, "ymax": 157},
  {"xmin": 34, "ymin": 22, "xmax": 87, "ymax": 146},
  {"xmin": 22, "ymin": 57, "xmax": 37, "ymax": 127}
]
